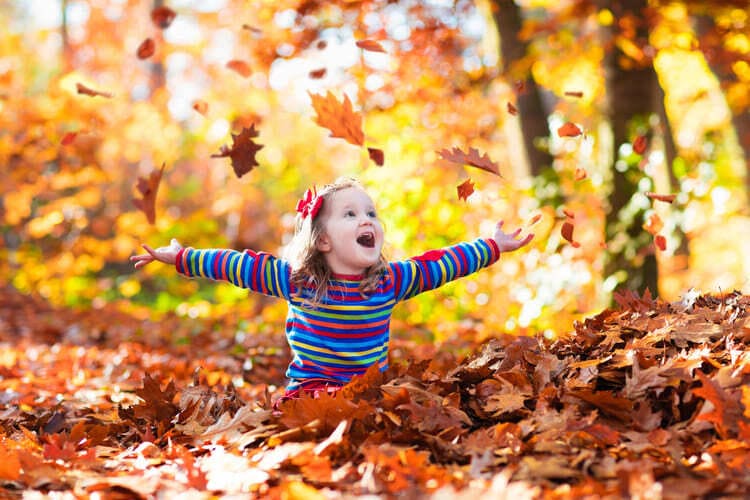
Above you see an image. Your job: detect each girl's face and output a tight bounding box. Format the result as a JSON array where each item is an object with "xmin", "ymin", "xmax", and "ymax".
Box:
[{"xmin": 315, "ymin": 186, "xmax": 384, "ymax": 276}]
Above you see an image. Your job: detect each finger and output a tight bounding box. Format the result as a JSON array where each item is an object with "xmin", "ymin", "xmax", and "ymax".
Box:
[
  {"xmin": 510, "ymin": 227, "xmax": 522, "ymax": 238},
  {"xmin": 142, "ymin": 244, "xmax": 158, "ymax": 257},
  {"xmin": 521, "ymin": 234, "xmax": 534, "ymax": 245},
  {"xmin": 496, "ymin": 220, "xmax": 505, "ymax": 229}
]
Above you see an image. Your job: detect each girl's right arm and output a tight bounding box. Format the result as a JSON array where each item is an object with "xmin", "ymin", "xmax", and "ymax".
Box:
[{"xmin": 131, "ymin": 240, "xmax": 293, "ymax": 300}]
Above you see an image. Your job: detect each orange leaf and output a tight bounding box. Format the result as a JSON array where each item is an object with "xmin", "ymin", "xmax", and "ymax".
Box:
[
  {"xmin": 226, "ymin": 60, "xmax": 252, "ymax": 77},
  {"xmin": 561, "ymin": 221, "xmax": 580, "ymax": 247},
  {"xmin": 558, "ymin": 122, "xmax": 582, "ymax": 137},
  {"xmin": 309, "ymin": 68, "xmax": 327, "ymax": 79},
  {"xmin": 529, "ymin": 214, "xmax": 542, "ymax": 225},
  {"xmin": 643, "ymin": 213, "xmax": 663, "ymax": 235},
  {"xmin": 76, "ymin": 82, "xmax": 113, "ymax": 98},
  {"xmin": 211, "ymin": 124, "xmax": 264, "ymax": 178},
  {"xmin": 574, "ymin": 167, "xmax": 587, "ymax": 180},
  {"xmin": 437, "ymin": 147, "xmax": 501, "ymax": 176},
  {"xmin": 355, "ymin": 39, "xmax": 386, "ymax": 53},
  {"xmin": 564, "ymin": 91, "xmax": 584, "ymax": 98},
  {"xmin": 457, "ymin": 178, "xmax": 475, "ymax": 201},
  {"xmin": 506, "ymin": 102, "xmax": 518, "ymax": 115},
  {"xmin": 192, "ymin": 100, "xmax": 208, "ymax": 115},
  {"xmin": 654, "ymin": 234, "xmax": 666, "ymax": 251},
  {"xmin": 151, "ymin": 6, "xmax": 176, "ymax": 29},
  {"xmin": 136, "ymin": 38, "xmax": 155, "ymax": 59},
  {"xmin": 633, "ymin": 135, "xmax": 648, "ymax": 155},
  {"xmin": 309, "ymin": 91, "xmax": 364, "ymax": 146},
  {"xmin": 645, "ymin": 192, "xmax": 676, "ymax": 203},
  {"xmin": 133, "ymin": 163, "xmax": 165, "ymax": 225},
  {"xmin": 562, "ymin": 208, "xmax": 575, "ymax": 219},
  {"xmin": 60, "ymin": 132, "xmax": 77, "ymax": 145},
  {"xmin": 367, "ymin": 147, "xmax": 384, "ymax": 166},
  {"xmin": 0, "ymin": 443, "xmax": 20, "ymax": 480}
]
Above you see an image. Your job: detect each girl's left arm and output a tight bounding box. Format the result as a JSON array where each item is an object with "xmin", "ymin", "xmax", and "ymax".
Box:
[{"xmin": 390, "ymin": 220, "xmax": 532, "ymax": 301}]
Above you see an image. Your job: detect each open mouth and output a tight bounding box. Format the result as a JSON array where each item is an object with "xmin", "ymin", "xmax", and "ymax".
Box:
[{"xmin": 356, "ymin": 232, "xmax": 375, "ymax": 248}]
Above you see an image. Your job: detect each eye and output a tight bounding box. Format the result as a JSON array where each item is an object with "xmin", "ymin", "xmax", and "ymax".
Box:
[
  {"xmin": 368, "ymin": 210, "xmax": 377, "ymax": 218},
  {"xmin": 345, "ymin": 210, "xmax": 356, "ymax": 217}
]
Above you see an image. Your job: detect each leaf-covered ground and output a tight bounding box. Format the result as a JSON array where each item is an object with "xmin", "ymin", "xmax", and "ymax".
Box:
[{"xmin": 2, "ymin": 286, "xmax": 750, "ymax": 498}]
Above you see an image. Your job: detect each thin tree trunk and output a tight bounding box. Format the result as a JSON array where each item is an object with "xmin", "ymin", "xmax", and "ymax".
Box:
[
  {"xmin": 491, "ymin": 0, "xmax": 553, "ymax": 177},
  {"xmin": 600, "ymin": 0, "xmax": 659, "ymax": 297}
]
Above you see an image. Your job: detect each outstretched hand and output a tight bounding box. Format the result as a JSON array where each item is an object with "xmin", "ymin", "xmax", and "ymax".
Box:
[
  {"xmin": 130, "ymin": 238, "xmax": 183, "ymax": 269},
  {"xmin": 493, "ymin": 220, "xmax": 534, "ymax": 253}
]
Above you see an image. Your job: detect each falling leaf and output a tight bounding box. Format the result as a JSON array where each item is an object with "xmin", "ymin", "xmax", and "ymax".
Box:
[
  {"xmin": 211, "ymin": 124, "xmax": 264, "ymax": 178},
  {"xmin": 437, "ymin": 147, "xmax": 501, "ymax": 176},
  {"xmin": 367, "ymin": 147, "xmax": 384, "ymax": 166},
  {"xmin": 136, "ymin": 38, "xmax": 155, "ymax": 59},
  {"xmin": 643, "ymin": 213, "xmax": 663, "ymax": 235},
  {"xmin": 564, "ymin": 91, "xmax": 584, "ymax": 98},
  {"xmin": 133, "ymin": 163, "xmax": 165, "ymax": 225},
  {"xmin": 242, "ymin": 24, "xmax": 263, "ymax": 35},
  {"xmin": 507, "ymin": 102, "xmax": 518, "ymax": 115},
  {"xmin": 316, "ymin": 40, "xmax": 327, "ymax": 50},
  {"xmin": 309, "ymin": 68, "xmax": 327, "ymax": 79},
  {"xmin": 514, "ymin": 80, "xmax": 526, "ymax": 94},
  {"xmin": 60, "ymin": 132, "xmax": 77, "ymax": 145},
  {"xmin": 529, "ymin": 214, "xmax": 542, "ymax": 225},
  {"xmin": 633, "ymin": 135, "xmax": 648, "ymax": 155},
  {"xmin": 562, "ymin": 208, "xmax": 575, "ymax": 219},
  {"xmin": 355, "ymin": 39, "xmax": 386, "ymax": 53},
  {"xmin": 558, "ymin": 122, "xmax": 582, "ymax": 137},
  {"xmin": 76, "ymin": 82, "xmax": 113, "ymax": 98},
  {"xmin": 457, "ymin": 179, "xmax": 475, "ymax": 201},
  {"xmin": 309, "ymin": 91, "xmax": 364, "ymax": 146},
  {"xmin": 561, "ymin": 221, "xmax": 580, "ymax": 247},
  {"xmin": 151, "ymin": 6, "xmax": 176, "ymax": 29},
  {"xmin": 645, "ymin": 192, "xmax": 676, "ymax": 203},
  {"xmin": 226, "ymin": 60, "xmax": 252, "ymax": 78},
  {"xmin": 654, "ymin": 234, "xmax": 667, "ymax": 251},
  {"xmin": 192, "ymin": 100, "xmax": 208, "ymax": 115},
  {"xmin": 574, "ymin": 167, "xmax": 587, "ymax": 180}
]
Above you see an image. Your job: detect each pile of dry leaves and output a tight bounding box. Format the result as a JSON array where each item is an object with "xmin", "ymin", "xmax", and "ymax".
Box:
[{"xmin": 2, "ymin": 286, "xmax": 750, "ymax": 498}]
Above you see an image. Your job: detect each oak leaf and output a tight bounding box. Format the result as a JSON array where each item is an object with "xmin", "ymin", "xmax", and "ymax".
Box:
[
  {"xmin": 558, "ymin": 122, "xmax": 582, "ymax": 137},
  {"xmin": 132, "ymin": 373, "xmax": 179, "ymax": 424},
  {"xmin": 355, "ymin": 39, "xmax": 386, "ymax": 53},
  {"xmin": 133, "ymin": 162, "xmax": 165, "ymax": 225},
  {"xmin": 438, "ymin": 147, "xmax": 501, "ymax": 176},
  {"xmin": 211, "ymin": 125, "xmax": 263, "ymax": 178},
  {"xmin": 457, "ymin": 178, "xmax": 475, "ymax": 201},
  {"xmin": 151, "ymin": 6, "xmax": 176, "ymax": 29},
  {"xmin": 309, "ymin": 91, "xmax": 364, "ymax": 146}
]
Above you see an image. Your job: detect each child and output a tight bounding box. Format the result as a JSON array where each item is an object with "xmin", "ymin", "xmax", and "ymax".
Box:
[{"xmin": 131, "ymin": 177, "xmax": 533, "ymax": 404}]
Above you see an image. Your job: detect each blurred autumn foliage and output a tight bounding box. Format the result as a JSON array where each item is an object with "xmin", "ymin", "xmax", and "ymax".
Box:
[{"xmin": 1, "ymin": 0, "xmax": 750, "ymax": 497}]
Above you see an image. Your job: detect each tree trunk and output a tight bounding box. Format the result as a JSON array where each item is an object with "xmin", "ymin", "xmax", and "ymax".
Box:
[
  {"xmin": 600, "ymin": 0, "xmax": 659, "ymax": 297},
  {"xmin": 491, "ymin": 0, "xmax": 553, "ymax": 177}
]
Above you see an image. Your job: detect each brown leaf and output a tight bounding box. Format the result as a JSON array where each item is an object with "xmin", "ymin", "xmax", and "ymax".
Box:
[
  {"xmin": 562, "ymin": 208, "xmax": 575, "ymax": 219},
  {"xmin": 132, "ymin": 373, "xmax": 179, "ymax": 424},
  {"xmin": 316, "ymin": 40, "xmax": 327, "ymax": 50},
  {"xmin": 561, "ymin": 221, "xmax": 580, "ymax": 247},
  {"xmin": 564, "ymin": 91, "xmax": 584, "ymax": 98},
  {"xmin": 151, "ymin": 6, "xmax": 176, "ymax": 29},
  {"xmin": 507, "ymin": 102, "xmax": 518, "ymax": 115},
  {"xmin": 645, "ymin": 192, "xmax": 676, "ymax": 203},
  {"xmin": 242, "ymin": 24, "xmax": 263, "ymax": 36},
  {"xmin": 693, "ymin": 371, "xmax": 741, "ymax": 438},
  {"xmin": 558, "ymin": 122, "xmax": 582, "ymax": 137},
  {"xmin": 457, "ymin": 178, "xmax": 475, "ymax": 201},
  {"xmin": 574, "ymin": 167, "xmax": 587, "ymax": 180},
  {"xmin": 355, "ymin": 39, "xmax": 386, "ymax": 53},
  {"xmin": 309, "ymin": 68, "xmax": 327, "ymax": 79},
  {"xmin": 76, "ymin": 82, "xmax": 113, "ymax": 98},
  {"xmin": 211, "ymin": 124, "xmax": 264, "ymax": 178},
  {"xmin": 437, "ymin": 147, "xmax": 501, "ymax": 176},
  {"xmin": 192, "ymin": 100, "xmax": 208, "ymax": 115},
  {"xmin": 309, "ymin": 91, "xmax": 364, "ymax": 146},
  {"xmin": 136, "ymin": 38, "xmax": 155, "ymax": 59},
  {"xmin": 633, "ymin": 135, "xmax": 648, "ymax": 155},
  {"xmin": 133, "ymin": 162, "xmax": 166, "ymax": 225},
  {"xmin": 226, "ymin": 60, "xmax": 252, "ymax": 77},
  {"xmin": 367, "ymin": 147, "xmax": 384, "ymax": 166},
  {"xmin": 279, "ymin": 391, "xmax": 370, "ymax": 434}
]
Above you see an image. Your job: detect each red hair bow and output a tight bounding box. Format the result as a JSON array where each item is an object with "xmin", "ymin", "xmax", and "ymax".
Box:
[{"xmin": 296, "ymin": 187, "xmax": 323, "ymax": 220}]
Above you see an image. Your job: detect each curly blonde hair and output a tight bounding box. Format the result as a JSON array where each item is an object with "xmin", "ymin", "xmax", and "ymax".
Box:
[{"xmin": 284, "ymin": 177, "xmax": 388, "ymax": 306}]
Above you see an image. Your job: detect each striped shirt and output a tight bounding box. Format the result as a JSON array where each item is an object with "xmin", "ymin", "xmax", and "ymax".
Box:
[{"xmin": 175, "ymin": 238, "xmax": 501, "ymax": 390}]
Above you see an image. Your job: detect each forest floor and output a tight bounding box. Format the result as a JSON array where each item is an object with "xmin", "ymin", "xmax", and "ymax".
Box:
[{"xmin": 1, "ymin": 285, "xmax": 750, "ymax": 499}]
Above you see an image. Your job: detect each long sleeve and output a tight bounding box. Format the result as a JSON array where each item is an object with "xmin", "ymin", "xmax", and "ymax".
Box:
[
  {"xmin": 389, "ymin": 238, "xmax": 501, "ymax": 302},
  {"xmin": 175, "ymin": 247, "xmax": 293, "ymax": 300}
]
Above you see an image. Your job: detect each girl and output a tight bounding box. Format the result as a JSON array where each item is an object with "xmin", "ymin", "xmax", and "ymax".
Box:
[{"xmin": 131, "ymin": 177, "xmax": 533, "ymax": 403}]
